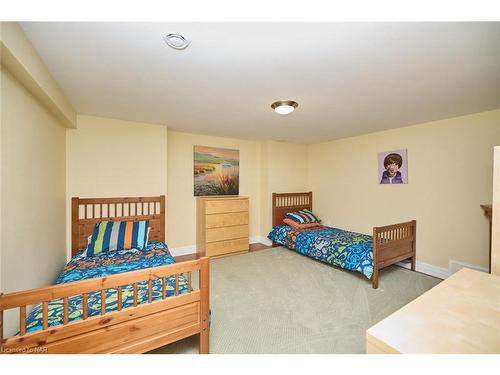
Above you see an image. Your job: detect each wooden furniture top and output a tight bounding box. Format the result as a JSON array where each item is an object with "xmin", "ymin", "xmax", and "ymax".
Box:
[
  {"xmin": 197, "ymin": 196, "xmax": 249, "ymax": 200},
  {"xmin": 366, "ymin": 268, "xmax": 500, "ymax": 354},
  {"xmin": 71, "ymin": 196, "xmax": 165, "ymax": 257}
]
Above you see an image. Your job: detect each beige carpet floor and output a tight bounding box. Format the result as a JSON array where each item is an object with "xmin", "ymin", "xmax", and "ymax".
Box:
[{"xmin": 148, "ymin": 247, "xmax": 440, "ymax": 354}]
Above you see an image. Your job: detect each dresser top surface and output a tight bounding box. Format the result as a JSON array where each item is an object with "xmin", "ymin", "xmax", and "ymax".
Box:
[{"xmin": 197, "ymin": 196, "xmax": 248, "ymax": 200}]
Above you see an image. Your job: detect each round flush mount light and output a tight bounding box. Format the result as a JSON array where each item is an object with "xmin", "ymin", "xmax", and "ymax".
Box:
[
  {"xmin": 271, "ymin": 100, "xmax": 298, "ymax": 115},
  {"xmin": 163, "ymin": 34, "xmax": 190, "ymax": 50}
]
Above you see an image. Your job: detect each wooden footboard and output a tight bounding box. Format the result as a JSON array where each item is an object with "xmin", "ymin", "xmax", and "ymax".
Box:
[
  {"xmin": 0, "ymin": 257, "xmax": 210, "ymax": 354},
  {"xmin": 372, "ymin": 220, "xmax": 416, "ymax": 289}
]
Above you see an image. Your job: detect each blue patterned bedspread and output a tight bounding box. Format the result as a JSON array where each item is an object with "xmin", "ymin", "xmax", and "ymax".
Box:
[
  {"xmin": 268, "ymin": 225, "xmax": 374, "ymax": 279},
  {"xmin": 25, "ymin": 241, "xmax": 188, "ymax": 333}
]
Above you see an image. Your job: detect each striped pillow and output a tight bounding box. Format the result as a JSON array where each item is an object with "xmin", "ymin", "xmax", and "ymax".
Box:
[
  {"xmin": 301, "ymin": 209, "xmax": 321, "ymax": 223},
  {"xmin": 86, "ymin": 220, "xmax": 149, "ymax": 257},
  {"xmin": 285, "ymin": 209, "xmax": 321, "ymax": 224}
]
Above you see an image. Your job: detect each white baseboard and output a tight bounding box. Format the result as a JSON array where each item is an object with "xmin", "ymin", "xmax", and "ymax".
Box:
[
  {"xmin": 397, "ymin": 260, "xmax": 449, "ymax": 279},
  {"xmin": 250, "ymin": 236, "xmax": 273, "ymax": 246},
  {"xmin": 448, "ymin": 260, "xmax": 488, "ymax": 275},
  {"xmin": 397, "ymin": 259, "xmax": 488, "ymax": 280},
  {"xmin": 169, "ymin": 244, "xmax": 196, "ymax": 257}
]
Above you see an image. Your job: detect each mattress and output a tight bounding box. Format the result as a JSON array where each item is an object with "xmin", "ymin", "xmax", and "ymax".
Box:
[
  {"xmin": 268, "ymin": 225, "xmax": 374, "ymax": 279},
  {"xmin": 24, "ymin": 240, "xmax": 188, "ymax": 333}
]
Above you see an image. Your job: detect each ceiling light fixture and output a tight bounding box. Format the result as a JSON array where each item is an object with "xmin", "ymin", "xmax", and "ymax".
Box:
[
  {"xmin": 271, "ymin": 100, "xmax": 298, "ymax": 115},
  {"xmin": 163, "ymin": 34, "xmax": 190, "ymax": 50}
]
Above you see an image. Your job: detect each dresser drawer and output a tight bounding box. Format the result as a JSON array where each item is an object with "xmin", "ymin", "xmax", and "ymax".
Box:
[
  {"xmin": 205, "ymin": 199, "xmax": 248, "ymax": 214},
  {"xmin": 206, "ymin": 238, "xmax": 249, "ymax": 257},
  {"xmin": 206, "ymin": 225, "xmax": 248, "ymax": 243},
  {"xmin": 206, "ymin": 212, "xmax": 248, "ymax": 229}
]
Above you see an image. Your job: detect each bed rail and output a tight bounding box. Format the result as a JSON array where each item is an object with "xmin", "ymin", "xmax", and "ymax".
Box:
[{"xmin": 0, "ymin": 257, "xmax": 210, "ymax": 354}]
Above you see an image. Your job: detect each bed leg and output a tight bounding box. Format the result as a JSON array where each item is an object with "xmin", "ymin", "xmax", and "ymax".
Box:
[
  {"xmin": 199, "ymin": 330, "xmax": 209, "ymax": 354},
  {"xmin": 199, "ymin": 257, "xmax": 210, "ymax": 354},
  {"xmin": 372, "ymin": 227, "xmax": 379, "ymax": 289},
  {"xmin": 411, "ymin": 220, "xmax": 417, "ymax": 272},
  {"xmin": 372, "ymin": 269, "xmax": 379, "ymax": 289}
]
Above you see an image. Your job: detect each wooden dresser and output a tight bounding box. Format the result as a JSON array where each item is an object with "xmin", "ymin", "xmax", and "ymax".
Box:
[{"xmin": 196, "ymin": 196, "xmax": 249, "ymax": 258}]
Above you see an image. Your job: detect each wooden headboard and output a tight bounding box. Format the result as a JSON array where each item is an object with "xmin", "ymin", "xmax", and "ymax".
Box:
[
  {"xmin": 272, "ymin": 192, "xmax": 313, "ymax": 227},
  {"xmin": 71, "ymin": 196, "xmax": 165, "ymax": 256}
]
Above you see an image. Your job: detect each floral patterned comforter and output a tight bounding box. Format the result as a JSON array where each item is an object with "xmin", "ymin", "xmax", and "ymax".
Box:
[{"xmin": 268, "ymin": 225, "xmax": 374, "ymax": 279}]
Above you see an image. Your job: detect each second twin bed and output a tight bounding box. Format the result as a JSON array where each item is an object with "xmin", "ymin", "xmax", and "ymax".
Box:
[{"xmin": 268, "ymin": 192, "xmax": 417, "ymax": 289}]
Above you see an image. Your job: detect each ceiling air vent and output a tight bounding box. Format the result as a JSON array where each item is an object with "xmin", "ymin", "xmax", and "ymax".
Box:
[{"xmin": 163, "ymin": 34, "xmax": 190, "ymax": 50}]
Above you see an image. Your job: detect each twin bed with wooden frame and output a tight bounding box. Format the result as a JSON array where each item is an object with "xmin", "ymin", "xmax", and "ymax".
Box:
[
  {"xmin": 0, "ymin": 196, "xmax": 210, "ymax": 354},
  {"xmin": 271, "ymin": 192, "xmax": 417, "ymax": 289}
]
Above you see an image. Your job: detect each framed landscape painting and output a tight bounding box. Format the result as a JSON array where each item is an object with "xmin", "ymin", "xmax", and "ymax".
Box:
[{"xmin": 194, "ymin": 145, "xmax": 240, "ymax": 196}]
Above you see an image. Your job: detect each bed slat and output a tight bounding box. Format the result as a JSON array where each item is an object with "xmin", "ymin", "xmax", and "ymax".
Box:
[
  {"xmin": 42, "ymin": 302, "xmax": 48, "ymax": 330},
  {"xmin": 82, "ymin": 293, "xmax": 88, "ymax": 320},
  {"xmin": 175, "ymin": 274, "xmax": 179, "ymax": 296},
  {"xmin": 100, "ymin": 290, "xmax": 106, "ymax": 315},
  {"xmin": 162, "ymin": 277, "xmax": 167, "ymax": 299},
  {"xmin": 19, "ymin": 306, "xmax": 26, "ymax": 335},
  {"xmin": 148, "ymin": 278, "xmax": 153, "ymax": 304},
  {"xmin": 117, "ymin": 286, "xmax": 123, "ymax": 311},
  {"xmin": 63, "ymin": 297, "xmax": 69, "ymax": 325}
]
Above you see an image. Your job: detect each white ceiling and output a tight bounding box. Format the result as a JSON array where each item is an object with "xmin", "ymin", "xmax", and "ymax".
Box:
[{"xmin": 21, "ymin": 22, "xmax": 500, "ymax": 143}]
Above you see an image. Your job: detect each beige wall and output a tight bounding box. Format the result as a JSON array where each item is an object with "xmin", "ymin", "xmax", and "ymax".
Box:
[
  {"xmin": 308, "ymin": 109, "xmax": 500, "ymax": 270},
  {"xmin": 0, "ymin": 22, "xmax": 76, "ymax": 127},
  {"xmin": 0, "ymin": 22, "xmax": 73, "ymax": 336},
  {"xmin": 66, "ymin": 123, "xmax": 308, "ymax": 251},
  {"xmin": 1, "ymin": 67, "xmax": 67, "ymax": 334},
  {"xmin": 492, "ymin": 146, "xmax": 500, "ymax": 275},
  {"xmin": 260, "ymin": 140, "xmax": 308, "ymax": 235},
  {"xmin": 167, "ymin": 131, "xmax": 262, "ymax": 248},
  {"xmin": 1, "ymin": 67, "xmax": 67, "ymax": 289},
  {"xmin": 66, "ymin": 115, "xmax": 168, "ymax": 257}
]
